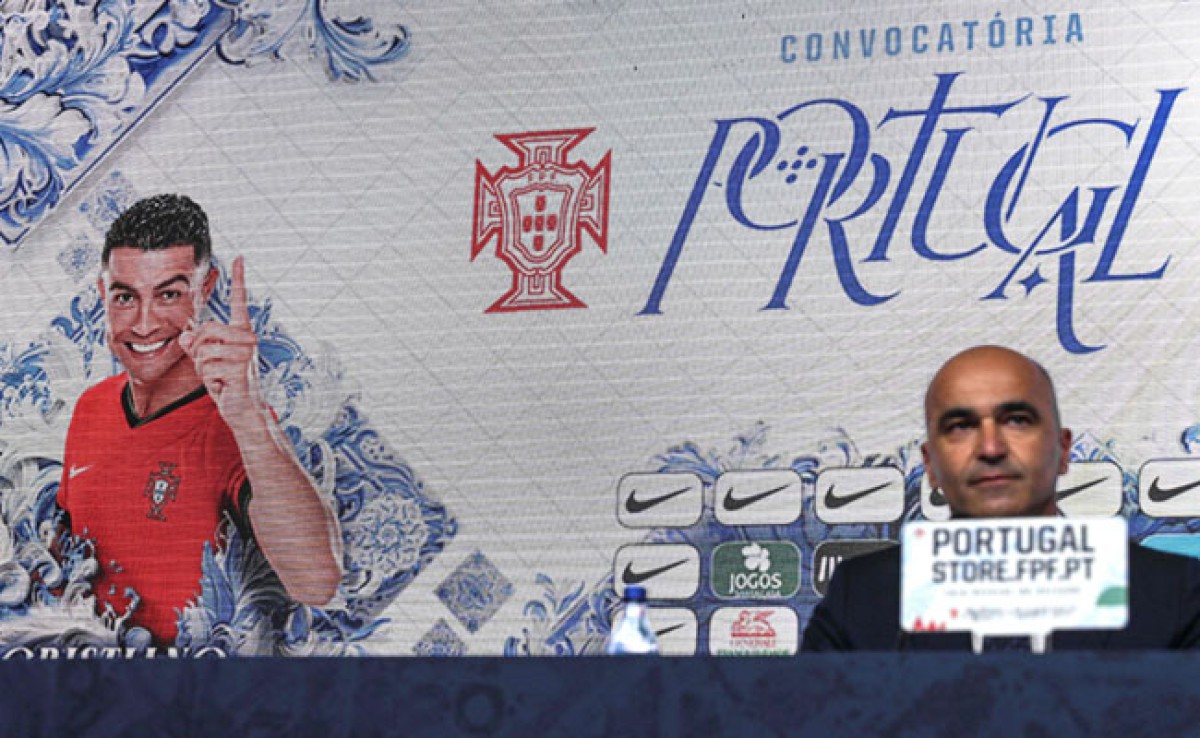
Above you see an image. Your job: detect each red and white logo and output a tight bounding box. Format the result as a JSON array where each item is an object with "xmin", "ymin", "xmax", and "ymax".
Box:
[
  {"xmin": 709, "ymin": 606, "xmax": 798, "ymax": 655},
  {"xmin": 472, "ymin": 128, "xmax": 611, "ymax": 312},
  {"xmin": 731, "ymin": 609, "xmax": 777, "ymax": 641}
]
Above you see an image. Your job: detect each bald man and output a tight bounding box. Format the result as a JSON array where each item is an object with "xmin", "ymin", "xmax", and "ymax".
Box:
[{"xmin": 801, "ymin": 346, "xmax": 1200, "ymax": 651}]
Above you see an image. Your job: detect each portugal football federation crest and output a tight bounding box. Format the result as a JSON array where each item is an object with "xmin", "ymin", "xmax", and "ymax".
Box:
[
  {"xmin": 144, "ymin": 462, "xmax": 180, "ymax": 521},
  {"xmin": 472, "ymin": 128, "xmax": 611, "ymax": 312}
]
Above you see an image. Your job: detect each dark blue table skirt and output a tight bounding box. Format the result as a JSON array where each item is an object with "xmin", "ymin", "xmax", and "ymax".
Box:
[{"xmin": 2, "ymin": 653, "xmax": 1198, "ymax": 736}]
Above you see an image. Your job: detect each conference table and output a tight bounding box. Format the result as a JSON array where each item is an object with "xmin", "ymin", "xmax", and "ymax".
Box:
[{"xmin": 2, "ymin": 652, "xmax": 1197, "ymax": 735}]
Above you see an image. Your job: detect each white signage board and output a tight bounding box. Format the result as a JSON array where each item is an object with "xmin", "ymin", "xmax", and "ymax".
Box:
[{"xmin": 901, "ymin": 518, "xmax": 1128, "ymax": 639}]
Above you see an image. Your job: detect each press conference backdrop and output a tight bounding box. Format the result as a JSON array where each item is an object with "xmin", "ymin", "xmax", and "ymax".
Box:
[{"xmin": 1, "ymin": 0, "xmax": 1199, "ymax": 657}]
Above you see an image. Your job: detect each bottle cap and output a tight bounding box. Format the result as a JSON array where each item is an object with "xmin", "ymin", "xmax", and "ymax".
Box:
[{"xmin": 623, "ymin": 584, "xmax": 648, "ymax": 602}]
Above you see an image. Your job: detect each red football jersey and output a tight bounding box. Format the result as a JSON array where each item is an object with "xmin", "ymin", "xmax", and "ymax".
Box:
[{"xmin": 59, "ymin": 374, "xmax": 247, "ymax": 644}]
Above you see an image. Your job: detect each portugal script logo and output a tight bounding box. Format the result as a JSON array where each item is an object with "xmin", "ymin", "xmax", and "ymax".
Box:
[{"xmin": 472, "ymin": 129, "xmax": 611, "ymax": 312}]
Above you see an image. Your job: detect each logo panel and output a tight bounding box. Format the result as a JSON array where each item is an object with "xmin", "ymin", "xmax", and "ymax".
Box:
[
  {"xmin": 1056, "ymin": 461, "xmax": 1122, "ymax": 517},
  {"xmin": 811, "ymin": 539, "xmax": 896, "ymax": 596},
  {"xmin": 144, "ymin": 462, "xmax": 181, "ymax": 522},
  {"xmin": 610, "ymin": 607, "xmax": 698, "ymax": 656},
  {"xmin": 713, "ymin": 469, "xmax": 802, "ymax": 526},
  {"xmin": 617, "ymin": 472, "xmax": 702, "ymax": 528},
  {"xmin": 1139, "ymin": 459, "xmax": 1200, "ymax": 517},
  {"xmin": 613, "ymin": 544, "xmax": 700, "ymax": 599},
  {"xmin": 815, "ymin": 466, "xmax": 904, "ymax": 524},
  {"xmin": 920, "ymin": 476, "xmax": 951, "ymax": 522},
  {"xmin": 471, "ymin": 128, "xmax": 611, "ymax": 312},
  {"xmin": 710, "ymin": 541, "xmax": 800, "ymax": 599},
  {"xmin": 1141, "ymin": 534, "xmax": 1200, "ymax": 561},
  {"xmin": 708, "ymin": 606, "xmax": 798, "ymax": 656}
]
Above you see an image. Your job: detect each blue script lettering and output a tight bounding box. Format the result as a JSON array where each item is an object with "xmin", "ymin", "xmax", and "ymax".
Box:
[{"xmin": 640, "ymin": 74, "xmax": 1184, "ymax": 354}]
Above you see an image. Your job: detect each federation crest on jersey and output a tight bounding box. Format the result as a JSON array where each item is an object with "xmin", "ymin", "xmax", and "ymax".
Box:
[
  {"xmin": 144, "ymin": 462, "xmax": 180, "ymax": 521},
  {"xmin": 472, "ymin": 128, "xmax": 611, "ymax": 312}
]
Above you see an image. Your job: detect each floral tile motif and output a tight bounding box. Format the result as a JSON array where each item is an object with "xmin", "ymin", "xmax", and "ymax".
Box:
[
  {"xmin": 413, "ymin": 619, "xmax": 466, "ymax": 657},
  {"xmin": 58, "ymin": 172, "xmax": 136, "ymax": 282},
  {"xmin": 436, "ymin": 551, "xmax": 513, "ymax": 634},
  {"xmin": 0, "ymin": 3, "xmax": 409, "ymax": 247},
  {"xmin": 57, "ymin": 236, "xmax": 100, "ymax": 284},
  {"xmin": 78, "ymin": 172, "xmax": 138, "ymax": 236}
]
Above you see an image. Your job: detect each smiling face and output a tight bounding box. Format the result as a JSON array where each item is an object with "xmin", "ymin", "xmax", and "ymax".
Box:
[
  {"xmin": 100, "ymin": 245, "xmax": 215, "ymax": 406},
  {"xmin": 921, "ymin": 346, "xmax": 1072, "ymax": 519}
]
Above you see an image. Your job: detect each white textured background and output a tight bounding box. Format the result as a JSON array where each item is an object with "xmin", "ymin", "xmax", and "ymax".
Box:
[{"xmin": 3, "ymin": 0, "xmax": 1199, "ymax": 653}]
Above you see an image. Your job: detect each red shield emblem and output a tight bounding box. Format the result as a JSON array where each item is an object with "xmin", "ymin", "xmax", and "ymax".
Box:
[
  {"xmin": 144, "ymin": 462, "xmax": 180, "ymax": 522},
  {"xmin": 472, "ymin": 129, "xmax": 611, "ymax": 312}
]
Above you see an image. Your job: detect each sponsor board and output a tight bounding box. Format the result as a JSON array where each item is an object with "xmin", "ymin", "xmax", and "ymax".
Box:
[
  {"xmin": 815, "ymin": 466, "xmax": 904, "ymax": 524},
  {"xmin": 920, "ymin": 476, "xmax": 951, "ymax": 522},
  {"xmin": 1139, "ymin": 459, "xmax": 1200, "ymax": 518},
  {"xmin": 710, "ymin": 541, "xmax": 800, "ymax": 599},
  {"xmin": 811, "ymin": 539, "xmax": 896, "ymax": 596},
  {"xmin": 1055, "ymin": 461, "xmax": 1123, "ymax": 517},
  {"xmin": 713, "ymin": 470, "xmax": 802, "ymax": 526},
  {"xmin": 1141, "ymin": 534, "xmax": 1200, "ymax": 561},
  {"xmin": 610, "ymin": 607, "xmax": 698, "ymax": 656},
  {"xmin": 613, "ymin": 544, "xmax": 700, "ymax": 599},
  {"xmin": 920, "ymin": 462, "xmax": 1122, "ymax": 520},
  {"xmin": 709, "ymin": 606, "xmax": 798, "ymax": 656},
  {"xmin": 617, "ymin": 472, "xmax": 703, "ymax": 528}
]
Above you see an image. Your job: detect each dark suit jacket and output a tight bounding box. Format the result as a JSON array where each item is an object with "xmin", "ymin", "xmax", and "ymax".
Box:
[{"xmin": 801, "ymin": 543, "xmax": 1200, "ymax": 651}]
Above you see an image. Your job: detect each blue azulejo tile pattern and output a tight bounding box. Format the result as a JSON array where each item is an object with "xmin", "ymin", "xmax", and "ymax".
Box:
[
  {"xmin": 0, "ymin": 2, "xmax": 408, "ymax": 247},
  {"xmin": 413, "ymin": 619, "xmax": 467, "ymax": 656},
  {"xmin": 436, "ymin": 551, "xmax": 514, "ymax": 634}
]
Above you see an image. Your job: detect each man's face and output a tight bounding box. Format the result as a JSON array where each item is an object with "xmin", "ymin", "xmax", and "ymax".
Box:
[
  {"xmin": 100, "ymin": 245, "xmax": 214, "ymax": 388},
  {"xmin": 921, "ymin": 348, "xmax": 1071, "ymax": 518}
]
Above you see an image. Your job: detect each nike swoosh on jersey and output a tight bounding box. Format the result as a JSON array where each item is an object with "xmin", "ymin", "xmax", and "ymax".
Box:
[
  {"xmin": 824, "ymin": 481, "xmax": 892, "ymax": 510},
  {"xmin": 625, "ymin": 485, "xmax": 693, "ymax": 514},
  {"xmin": 68, "ymin": 465, "xmax": 93, "ymax": 479},
  {"xmin": 1146, "ymin": 476, "xmax": 1200, "ymax": 504},
  {"xmin": 722, "ymin": 483, "xmax": 790, "ymax": 511},
  {"xmin": 1056, "ymin": 476, "xmax": 1105, "ymax": 502},
  {"xmin": 622, "ymin": 559, "xmax": 688, "ymax": 585}
]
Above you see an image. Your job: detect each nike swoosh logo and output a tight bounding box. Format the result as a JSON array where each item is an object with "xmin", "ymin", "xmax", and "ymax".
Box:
[
  {"xmin": 929, "ymin": 487, "xmax": 947, "ymax": 507},
  {"xmin": 824, "ymin": 481, "xmax": 891, "ymax": 510},
  {"xmin": 68, "ymin": 465, "xmax": 92, "ymax": 479},
  {"xmin": 1147, "ymin": 476, "xmax": 1200, "ymax": 504},
  {"xmin": 723, "ymin": 483, "xmax": 790, "ymax": 511},
  {"xmin": 625, "ymin": 485, "xmax": 693, "ymax": 514},
  {"xmin": 655, "ymin": 623, "xmax": 686, "ymax": 637},
  {"xmin": 1056, "ymin": 476, "xmax": 1105, "ymax": 502},
  {"xmin": 622, "ymin": 559, "xmax": 688, "ymax": 585}
]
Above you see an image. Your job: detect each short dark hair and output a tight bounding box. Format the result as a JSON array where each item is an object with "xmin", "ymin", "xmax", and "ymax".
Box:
[{"xmin": 102, "ymin": 194, "xmax": 211, "ymax": 266}]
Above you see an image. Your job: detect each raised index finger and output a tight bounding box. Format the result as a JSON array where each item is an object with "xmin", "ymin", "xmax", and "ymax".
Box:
[{"xmin": 229, "ymin": 255, "xmax": 250, "ymax": 328}]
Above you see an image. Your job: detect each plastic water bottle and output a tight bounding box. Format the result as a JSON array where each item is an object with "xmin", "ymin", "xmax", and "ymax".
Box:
[{"xmin": 605, "ymin": 584, "xmax": 659, "ymax": 655}]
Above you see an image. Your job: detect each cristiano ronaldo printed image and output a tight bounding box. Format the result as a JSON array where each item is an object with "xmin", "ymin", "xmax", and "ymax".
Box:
[{"xmin": 57, "ymin": 194, "xmax": 341, "ymax": 645}]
